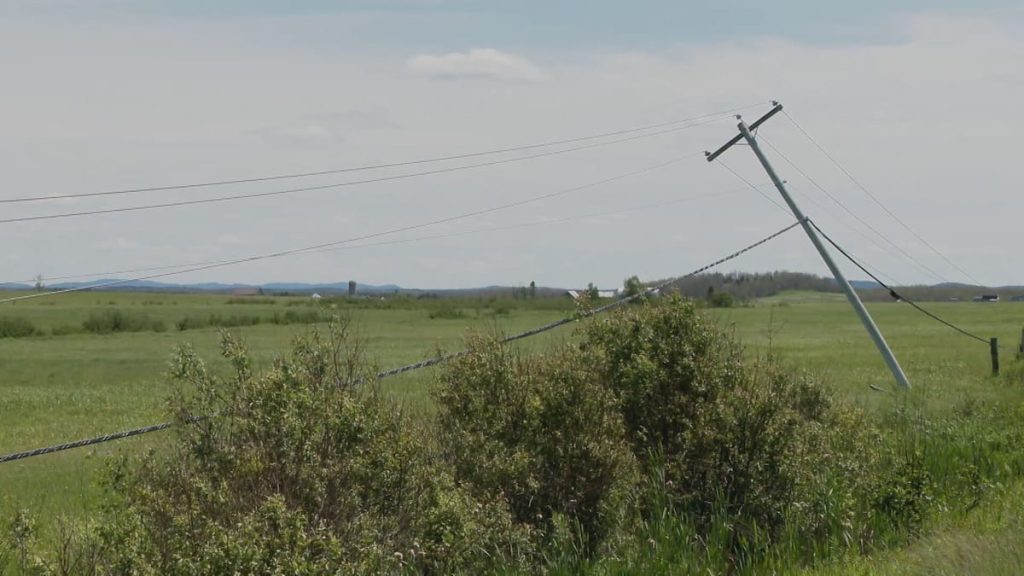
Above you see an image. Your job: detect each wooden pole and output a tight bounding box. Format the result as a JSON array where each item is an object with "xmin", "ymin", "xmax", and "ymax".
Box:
[
  {"xmin": 991, "ymin": 337, "xmax": 1000, "ymax": 376},
  {"xmin": 1018, "ymin": 327, "xmax": 1023, "ymax": 360}
]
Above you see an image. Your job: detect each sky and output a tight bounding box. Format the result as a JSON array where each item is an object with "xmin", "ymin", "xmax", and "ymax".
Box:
[{"xmin": 1, "ymin": 1, "xmax": 1021, "ymax": 290}]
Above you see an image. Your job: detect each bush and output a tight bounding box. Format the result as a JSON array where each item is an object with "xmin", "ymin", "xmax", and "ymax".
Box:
[
  {"xmin": 270, "ymin": 309, "xmax": 324, "ymax": 325},
  {"xmin": 82, "ymin": 309, "xmax": 166, "ymax": 334},
  {"xmin": 0, "ymin": 316, "xmax": 39, "ymax": 338},
  {"xmin": 434, "ymin": 337, "xmax": 639, "ymax": 551},
  {"xmin": 708, "ymin": 291, "xmax": 735, "ymax": 308},
  {"xmin": 433, "ymin": 298, "xmax": 883, "ymax": 566},
  {"xmin": 578, "ymin": 297, "xmax": 877, "ymax": 543},
  {"xmin": 93, "ymin": 321, "xmax": 534, "ymax": 574},
  {"xmin": 175, "ymin": 313, "xmax": 262, "ymax": 331}
]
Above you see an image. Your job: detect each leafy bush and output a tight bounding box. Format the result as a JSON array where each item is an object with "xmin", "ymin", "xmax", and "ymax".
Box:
[
  {"xmin": 81, "ymin": 309, "xmax": 166, "ymax": 334},
  {"xmin": 708, "ymin": 291, "xmax": 735, "ymax": 308},
  {"xmin": 0, "ymin": 316, "xmax": 39, "ymax": 338},
  {"xmin": 434, "ymin": 298, "xmax": 882, "ymax": 562},
  {"xmin": 270, "ymin": 309, "xmax": 324, "ymax": 325},
  {"xmin": 92, "ymin": 322, "xmax": 534, "ymax": 574},
  {"xmin": 175, "ymin": 313, "xmax": 262, "ymax": 331},
  {"xmin": 578, "ymin": 297, "xmax": 878, "ymax": 543},
  {"xmin": 434, "ymin": 337, "xmax": 639, "ymax": 551}
]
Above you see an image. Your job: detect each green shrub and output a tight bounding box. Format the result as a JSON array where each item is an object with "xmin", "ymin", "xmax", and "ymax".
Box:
[
  {"xmin": 578, "ymin": 297, "xmax": 877, "ymax": 543},
  {"xmin": 175, "ymin": 313, "xmax": 262, "ymax": 331},
  {"xmin": 434, "ymin": 337, "xmax": 639, "ymax": 551},
  {"xmin": 82, "ymin": 309, "xmax": 165, "ymax": 334},
  {"xmin": 708, "ymin": 291, "xmax": 735, "ymax": 308},
  {"xmin": 93, "ymin": 321, "xmax": 534, "ymax": 574},
  {"xmin": 427, "ymin": 305, "xmax": 466, "ymax": 320},
  {"xmin": 270, "ymin": 309, "xmax": 323, "ymax": 325},
  {"xmin": 0, "ymin": 316, "xmax": 39, "ymax": 338}
]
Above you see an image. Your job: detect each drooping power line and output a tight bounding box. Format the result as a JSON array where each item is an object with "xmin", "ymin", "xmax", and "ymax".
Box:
[
  {"xmin": 0, "ymin": 220, "xmax": 801, "ymax": 465},
  {"xmin": 0, "ymin": 120, "xmax": 723, "ymax": 225},
  {"xmin": 808, "ymin": 218, "xmax": 990, "ymax": 345},
  {"xmin": 0, "ymin": 103, "xmax": 761, "ymax": 205},
  {"xmin": 0, "ymin": 153, "xmax": 701, "ymax": 303},
  {"xmin": 12, "ymin": 188, "xmax": 746, "ymax": 286}
]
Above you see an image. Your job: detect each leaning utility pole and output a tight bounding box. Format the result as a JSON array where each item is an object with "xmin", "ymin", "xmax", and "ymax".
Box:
[{"xmin": 706, "ymin": 102, "xmax": 910, "ymax": 389}]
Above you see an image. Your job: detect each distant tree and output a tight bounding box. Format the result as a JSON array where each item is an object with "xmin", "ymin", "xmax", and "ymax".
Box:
[
  {"xmin": 33, "ymin": 274, "xmax": 44, "ymax": 292},
  {"xmin": 586, "ymin": 282, "xmax": 600, "ymax": 301},
  {"xmin": 623, "ymin": 276, "xmax": 644, "ymax": 299},
  {"xmin": 529, "ymin": 281, "xmax": 536, "ymax": 299},
  {"xmin": 709, "ymin": 292, "xmax": 735, "ymax": 308}
]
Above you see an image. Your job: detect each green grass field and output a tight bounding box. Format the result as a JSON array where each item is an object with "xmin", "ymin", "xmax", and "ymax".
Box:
[{"xmin": 1, "ymin": 290, "xmax": 1022, "ymax": 573}]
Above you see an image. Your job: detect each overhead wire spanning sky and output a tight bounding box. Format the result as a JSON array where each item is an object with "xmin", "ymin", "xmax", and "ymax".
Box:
[{"xmin": 1, "ymin": 1, "xmax": 1020, "ymax": 288}]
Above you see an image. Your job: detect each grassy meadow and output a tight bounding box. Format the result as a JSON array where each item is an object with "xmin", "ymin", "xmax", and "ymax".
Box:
[{"xmin": 1, "ymin": 288, "xmax": 1023, "ymax": 573}]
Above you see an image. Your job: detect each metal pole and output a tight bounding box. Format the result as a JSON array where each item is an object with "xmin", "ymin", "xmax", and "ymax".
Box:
[{"xmin": 737, "ymin": 121, "xmax": 911, "ymax": 389}]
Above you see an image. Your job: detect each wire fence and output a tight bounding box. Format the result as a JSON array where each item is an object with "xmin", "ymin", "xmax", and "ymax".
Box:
[{"xmin": 0, "ymin": 221, "xmax": 800, "ymax": 465}]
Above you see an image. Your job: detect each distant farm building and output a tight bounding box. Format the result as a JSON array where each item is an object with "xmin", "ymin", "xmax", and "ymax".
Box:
[
  {"xmin": 972, "ymin": 294, "xmax": 999, "ymax": 302},
  {"xmin": 311, "ymin": 293, "xmax": 322, "ymax": 300},
  {"xmin": 348, "ymin": 281, "xmax": 357, "ymax": 296},
  {"xmin": 565, "ymin": 289, "xmax": 619, "ymax": 300}
]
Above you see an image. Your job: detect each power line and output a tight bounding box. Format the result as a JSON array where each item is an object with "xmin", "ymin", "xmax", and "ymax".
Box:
[
  {"xmin": 808, "ymin": 218, "xmax": 990, "ymax": 345},
  {"xmin": 0, "ymin": 220, "xmax": 800, "ymax": 464},
  {"xmin": 778, "ymin": 181, "xmax": 904, "ymax": 286},
  {"xmin": 0, "ymin": 153, "xmax": 701, "ymax": 303},
  {"xmin": 0, "ymin": 120, "xmax": 724, "ymax": 225},
  {"xmin": 1, "ymin": 104, "xmax": 761, "ymax": 205},
  {"xmin": 758, "ymin": 135, "xmax": 949, "ymax": 284},
  {"xmin": 716, "ymin": 148, "xmax": 906, "ymax": 288},
  {"xmin": 714, "ymin": 159, "xmax": 790, "ymax": 214},
  {"xmin": 12, "ymin": 188, "xmax": 746, "ymax": 287},
  {"xmin": 781, "ymin": 109, "xmax": 983, "ymax": 286}
]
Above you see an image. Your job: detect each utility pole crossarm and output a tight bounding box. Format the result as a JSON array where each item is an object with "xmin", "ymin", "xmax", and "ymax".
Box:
[
  {"xmin": 705, "ymin": 102, "xmax": 784, "ymax": 162},
  {"xmin": 704, "ymin": 103, "xmax": 911, "ymax": 389}
]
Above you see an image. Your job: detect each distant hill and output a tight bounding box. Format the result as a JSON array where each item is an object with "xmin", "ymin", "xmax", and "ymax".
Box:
[
  {"xmin": 0, "ymin": 279, "xmax": 401, "ymax": 295},
  {"xmin": 3, "ymin": 273, "xmax": 1019, "ymax": 302}
]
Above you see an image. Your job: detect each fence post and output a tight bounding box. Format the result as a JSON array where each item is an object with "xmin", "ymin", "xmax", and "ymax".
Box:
[
  {"xmin": 991, "ymin": 337, "xmax": 999, "ymax": 376},
  {"xmin": 1018, "ymin": 327, "xmax": 1023, "ymax": 360}
]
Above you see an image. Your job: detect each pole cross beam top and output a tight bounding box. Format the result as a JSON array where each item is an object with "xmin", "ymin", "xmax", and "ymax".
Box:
[
  {"xmin": 705, "ymin": 102, "xmax": 784, "ymax": 162},
  {"xmin": 704, "ymin": 102, "xmax": 911, "ymax": 389}
]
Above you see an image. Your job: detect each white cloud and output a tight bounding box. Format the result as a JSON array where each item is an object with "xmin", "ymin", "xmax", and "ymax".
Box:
[{"xmin": 406, "ymin": 48, "xmax": 547, "ymax": 82}]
